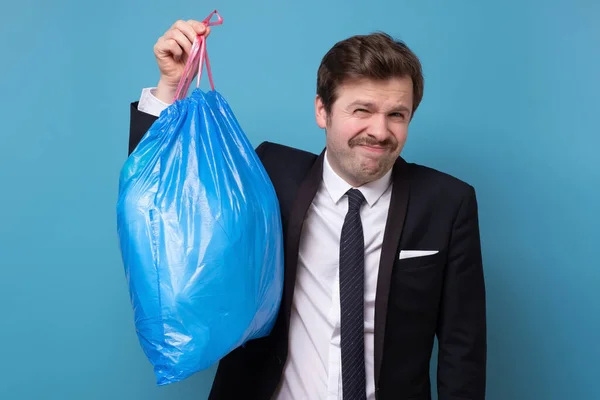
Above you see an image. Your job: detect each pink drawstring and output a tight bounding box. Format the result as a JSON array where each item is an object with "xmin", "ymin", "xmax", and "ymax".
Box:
[{"xmin": 173, "ymin": 10, "xmax": 224, "ymax": 102}]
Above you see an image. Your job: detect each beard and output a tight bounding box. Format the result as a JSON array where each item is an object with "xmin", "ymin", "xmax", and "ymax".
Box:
[{"xmin": 328, "ymin": 135, "xmax": 400, "ymax": 186}]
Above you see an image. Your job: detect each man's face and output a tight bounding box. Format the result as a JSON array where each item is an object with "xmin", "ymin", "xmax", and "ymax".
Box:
[{"xmin": 315, "ymin": 77, "xmax": 414, "ymax": 187}]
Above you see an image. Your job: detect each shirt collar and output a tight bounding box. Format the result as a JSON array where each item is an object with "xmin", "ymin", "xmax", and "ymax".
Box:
[{"xmin": 322, "ymin": 150, "xmax": 393, "ymax": 208}]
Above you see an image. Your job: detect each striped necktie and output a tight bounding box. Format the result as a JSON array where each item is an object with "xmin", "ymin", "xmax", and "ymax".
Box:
[{"xmin": 339, "ymin": 188, "xmax": 367, "ymax": 400}]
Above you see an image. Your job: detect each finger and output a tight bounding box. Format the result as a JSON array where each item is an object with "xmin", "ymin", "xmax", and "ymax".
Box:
[
  {"xmin": 173, "ymin": 19, "xmax": 203, "ymax": 45},
  {"xmin": 164, "ymin": 28, "xmax": 193, "ymax": 56},
  {"xmin": 187, "ymin": 20, "xmax": 208, "ymax": 36},
  {"xmin": 160, "ymin": 38, "xmax": 184, "ymax": 62}
]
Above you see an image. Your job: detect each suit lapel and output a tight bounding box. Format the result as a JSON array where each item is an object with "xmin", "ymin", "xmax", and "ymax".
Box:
[
  {"xmin": 282, "ymin": 149, "xmax": 325, "ymax": 331},
  {"xmin": 373, "ymin": 157, "xmax": 410, "ymax": 386}
]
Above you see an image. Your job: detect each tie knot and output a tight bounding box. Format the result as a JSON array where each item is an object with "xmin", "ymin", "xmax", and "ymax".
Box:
[{"xmin": 346, "ymin": 189, "xmax": 365, "ymax": 212}]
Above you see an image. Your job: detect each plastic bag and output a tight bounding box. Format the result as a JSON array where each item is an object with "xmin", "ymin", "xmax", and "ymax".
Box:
[{"xmin": 116, "ymin": 10, "xmax": 284, "ymax": 385}]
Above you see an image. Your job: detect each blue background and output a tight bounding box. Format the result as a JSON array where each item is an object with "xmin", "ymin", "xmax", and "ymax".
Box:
[{"xmin": 1, "ymin": 0, "xmax": 598, "ymax": 399}]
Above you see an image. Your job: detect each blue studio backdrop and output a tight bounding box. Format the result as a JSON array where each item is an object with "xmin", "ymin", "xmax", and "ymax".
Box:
[{"xmin": 0, "ymin": 0, "xmax": 598, "ymax": 399}]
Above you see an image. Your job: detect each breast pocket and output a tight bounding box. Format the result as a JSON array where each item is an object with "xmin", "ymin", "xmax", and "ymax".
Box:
[
  {"xmin": 390, "ymin": 250, "xmax": 446, "ymax": 312},
  {"xmin": 397, "ymin": 250, "xmax": 444, "ymax": 271}
]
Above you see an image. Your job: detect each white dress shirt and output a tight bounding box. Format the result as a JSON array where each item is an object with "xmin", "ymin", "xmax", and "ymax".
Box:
[
  {"xmin": 137, "ymin": 87, "xmax": 170, "ymax": 117},
  {"xmin": 136, "ymin": 88, "xmax": 393, "ymax": 399},
  {"xmin": 273, "ymin": 153, "xmax": 392, "ymax": 400}
]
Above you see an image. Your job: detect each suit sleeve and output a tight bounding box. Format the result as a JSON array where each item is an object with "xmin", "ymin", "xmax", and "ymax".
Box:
[
  {"xmin": 437, "ymin": 186, "xmax": 487, "ymax": 399},
  {"xmin": 129, "ymin": 101, "xmax": 159, "ymax": 155}
]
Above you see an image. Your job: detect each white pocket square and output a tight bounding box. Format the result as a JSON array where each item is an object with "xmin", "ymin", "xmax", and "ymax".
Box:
[{"xmin": 399, "ymin": 250, "xmax": 439, "ymax": 260}]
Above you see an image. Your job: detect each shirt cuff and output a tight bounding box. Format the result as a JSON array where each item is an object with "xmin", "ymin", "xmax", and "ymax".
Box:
[{"xmin": 137, "ymin": 87, "xmax": 170, "ymax": 117}]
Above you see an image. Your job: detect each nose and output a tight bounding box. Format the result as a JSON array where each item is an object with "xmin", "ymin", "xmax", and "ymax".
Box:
[{"xmin": 367, "ymin": 113, "xmax": 391, "ymax": 142}]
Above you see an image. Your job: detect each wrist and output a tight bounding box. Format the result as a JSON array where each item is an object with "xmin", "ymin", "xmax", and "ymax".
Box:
[{"xmin": 155, "ymin": 80, "xmax": 178, "ymax": 104}]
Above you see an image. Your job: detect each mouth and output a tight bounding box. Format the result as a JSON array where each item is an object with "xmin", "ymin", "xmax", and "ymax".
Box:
[{"xmin": 358, "ymin": 144, "xmax": 389, "ymax": 154}]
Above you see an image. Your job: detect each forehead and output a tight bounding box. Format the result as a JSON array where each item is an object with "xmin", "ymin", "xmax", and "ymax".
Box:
[{"xmin": 335, "ymin": 77, "xmax": 414, "ymax": 108}]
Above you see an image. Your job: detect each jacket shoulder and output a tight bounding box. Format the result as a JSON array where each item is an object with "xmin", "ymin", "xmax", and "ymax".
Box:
[
  {"xmin": 405, "ymin": 161, "xmax": 476, "ymax": 201},
  {"xmin": 254, "ymin": 141, "xmax": 319, "ymax": 220},
  {"xmin": 256, "ymin": 141, "xmax": 318, "ymax": 179},
  {"xmin": 256, "ymin": 141, "xmax": 318, "ymax": 163}
]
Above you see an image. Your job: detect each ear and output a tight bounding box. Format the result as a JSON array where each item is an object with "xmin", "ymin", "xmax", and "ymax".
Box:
[{"xmin": 315, "ymin": 95, "xmax": 328, "ymax": 129}]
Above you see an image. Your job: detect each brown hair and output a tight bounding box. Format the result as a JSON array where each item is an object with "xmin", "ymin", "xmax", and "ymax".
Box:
[{"xmin": 317, "ymin": 32, "xmax": 424, "ymax": 117}]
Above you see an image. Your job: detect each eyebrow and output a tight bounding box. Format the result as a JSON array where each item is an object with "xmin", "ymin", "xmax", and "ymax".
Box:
[{"xmin": 348, "ymin": 100, "xmax": 411, "ymax": 114}]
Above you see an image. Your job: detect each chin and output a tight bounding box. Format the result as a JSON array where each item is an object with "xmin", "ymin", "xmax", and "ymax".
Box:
[
  {"xmin": 353, "ymin": 165, "xmax": 383, "ymax": 182},
  {"xmin": 359, "ymin": 157, "xmax": 386, "ymax": 171},
  {"xmin": 364, "ymin": 157, "xmax": 395, "ymax": 175}
]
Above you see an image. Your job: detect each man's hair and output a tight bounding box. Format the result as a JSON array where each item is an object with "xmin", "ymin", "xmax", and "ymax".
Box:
[{"xmin": 317, "ymin": 32, "xmax": 424, "ymax": 117}]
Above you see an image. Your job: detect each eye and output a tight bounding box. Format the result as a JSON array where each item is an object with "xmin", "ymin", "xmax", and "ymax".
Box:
[
  {"xmin": 354, "ymin": 108, "xmax": 370, "ymax": 115},
  {"xmin": 389, "ymin": 112, "xmax": 407, "ymax": 120}
]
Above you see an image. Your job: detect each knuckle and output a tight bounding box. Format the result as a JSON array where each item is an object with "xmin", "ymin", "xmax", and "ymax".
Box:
[
  {"xmin": 174, "ymin": 19, "xmax": 188, "ymax": 31},
  {"xmin": 171, "ymin": 41, "xmax": 182, "ymax": 52}
]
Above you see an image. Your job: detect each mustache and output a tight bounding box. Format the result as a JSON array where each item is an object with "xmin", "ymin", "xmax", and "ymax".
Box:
[{"xmin": 348, "ymin": 136, "xmax": 397, "ymax": 149}]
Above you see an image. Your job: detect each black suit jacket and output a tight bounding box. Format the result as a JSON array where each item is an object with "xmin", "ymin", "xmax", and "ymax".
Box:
[{"xmin": 128, "ymin": 102, "xmax": 487, "ymax": 400}]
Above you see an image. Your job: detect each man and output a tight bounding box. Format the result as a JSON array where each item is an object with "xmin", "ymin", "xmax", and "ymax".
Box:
[{"xmin": 128, "ymin": 20, "xmax": 487, "ymax": 400}]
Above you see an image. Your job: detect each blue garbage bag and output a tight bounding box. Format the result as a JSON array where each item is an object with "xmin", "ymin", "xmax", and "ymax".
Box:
[{"xmin": 116, "ymin": 87, "xmax": 284, "ymax": 385}]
